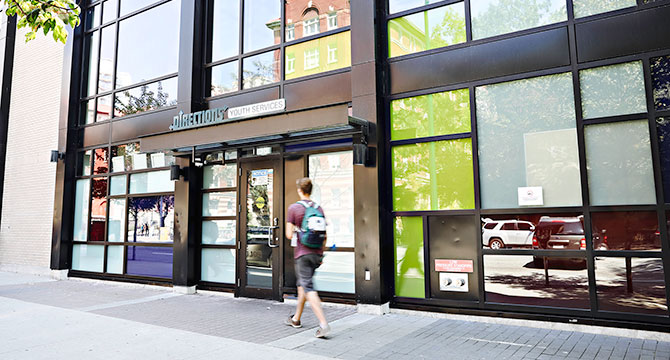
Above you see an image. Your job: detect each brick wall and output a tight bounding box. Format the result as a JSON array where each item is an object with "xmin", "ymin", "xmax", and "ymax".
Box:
[{"xmin": 0, "ymin": 27, "xmax": 64, "ymax": 272}]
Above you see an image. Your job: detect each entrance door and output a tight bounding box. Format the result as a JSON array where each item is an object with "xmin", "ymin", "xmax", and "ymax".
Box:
[{"xmin": 238, "ymin": 159, "xmax": 282, "ymax": 300}]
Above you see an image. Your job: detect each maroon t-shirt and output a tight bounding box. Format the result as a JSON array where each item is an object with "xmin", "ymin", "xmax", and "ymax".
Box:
[{"xmin": 287, "ymin": 200, "xmax": 325, "ymax": 259}]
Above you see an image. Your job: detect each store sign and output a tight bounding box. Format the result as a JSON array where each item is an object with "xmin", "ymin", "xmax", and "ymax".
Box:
[
  {"xmin": 435, "ymin": 259, "xmax": 473, "ymax": 273},
  {"xmin": 169, "ymin": 99, "xmax": 286, "ymax": 131},
  {"xmin": 518, "ymin": 186, "xmax": 543, "ymax": 206}
]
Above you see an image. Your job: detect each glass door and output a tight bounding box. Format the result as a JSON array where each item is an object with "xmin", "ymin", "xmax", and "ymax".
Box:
[{"xmin": 238, "ymin": 159, "xmax": 282, "ymax": 299}]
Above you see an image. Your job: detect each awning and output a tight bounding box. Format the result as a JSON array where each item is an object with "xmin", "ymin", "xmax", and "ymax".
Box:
[{"xmin": 139, "ymin": 104, "xmax": 371, "ymax": 153}]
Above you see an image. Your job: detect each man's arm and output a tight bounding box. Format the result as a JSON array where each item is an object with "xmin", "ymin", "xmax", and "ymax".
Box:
[{"xmin": 286, "ymin": 222, "xmax": 294, "ymax": 239}]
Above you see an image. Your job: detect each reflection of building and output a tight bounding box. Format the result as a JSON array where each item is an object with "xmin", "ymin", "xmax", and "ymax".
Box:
[{"xmin": 388, "ymin": 17, "xmax": 426, "ymax": 57}]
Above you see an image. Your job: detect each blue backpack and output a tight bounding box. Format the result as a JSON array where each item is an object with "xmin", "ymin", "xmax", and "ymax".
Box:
[{"xmin": 298, "ymin": 201, "xmax": 326, "ymax": 248}]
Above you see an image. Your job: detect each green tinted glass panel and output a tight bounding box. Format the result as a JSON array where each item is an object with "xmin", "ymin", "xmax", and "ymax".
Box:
[
  {"xmin": 573, "ymin": 0, "xmax": 636, "ymax": 18},
  {"xmin": 285, "ymin": 31, "xmax": 351, "ymax": 80},
  {"xmin": 388, "ymin": 3, "xmax": 466, "ymax": 58},
  {"xmin": 585, "ymin": 120, "xmax": 656, "ymax": 206},
  {"xmin": 391, "ymin": 89, "xmax": 470, "ymax": 141},
  {"xmin": 394, "ymin": 217, "xmax": 425, "ymax": 298},
  {"xmin": 392, "ymin": 138, "xmax": 474, "ymax": 211},
  {"xmin": 471, "ymin": 0, "xmax": 567, "ymax": 40},
  {"xmin": 580, "ymin": 61, "xmax": 647, "ymax": 120}
]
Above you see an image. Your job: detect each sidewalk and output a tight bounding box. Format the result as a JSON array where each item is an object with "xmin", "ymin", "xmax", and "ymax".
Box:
[{"xmin": 0, "ymin": 271, "xmax": 668, "ymax": 360}]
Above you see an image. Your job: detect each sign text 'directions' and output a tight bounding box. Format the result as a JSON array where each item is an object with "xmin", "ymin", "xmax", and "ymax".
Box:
[{"xmin": 169, "ymin": 99, "xmax": 286, "ymax": 131}]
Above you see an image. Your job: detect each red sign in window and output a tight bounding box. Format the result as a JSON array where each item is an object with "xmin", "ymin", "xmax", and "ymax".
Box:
[{"xmin": 435, "ymin": 259, "xmax": 473, "ymax": 273}]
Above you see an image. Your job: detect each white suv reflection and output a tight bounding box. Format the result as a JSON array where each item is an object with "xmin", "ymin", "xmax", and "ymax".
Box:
[{"xmin": 482, "ymin": 219, "xmax": 535, "ymax": 249}]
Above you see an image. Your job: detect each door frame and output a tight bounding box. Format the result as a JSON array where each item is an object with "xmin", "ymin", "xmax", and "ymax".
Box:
[{"xmin": 236, "ymin": 156, "xmax": 284, "ymax": 300}]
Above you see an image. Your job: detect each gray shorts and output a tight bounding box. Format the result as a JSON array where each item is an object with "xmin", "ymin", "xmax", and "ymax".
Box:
[{"xmin": 295, "ymin": 253, "xmax": 322, "ymax": 293}]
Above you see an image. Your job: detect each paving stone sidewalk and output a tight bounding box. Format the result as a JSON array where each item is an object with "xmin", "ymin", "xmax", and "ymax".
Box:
[{"xmin": 0, "ymin": 271, "xmax": 668, "ymax": 360}]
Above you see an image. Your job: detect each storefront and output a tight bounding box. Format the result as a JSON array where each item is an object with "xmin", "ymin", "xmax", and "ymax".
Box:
[{"xmin": 51, "ymin": 0, "xmax": 670, "ymax": 330}]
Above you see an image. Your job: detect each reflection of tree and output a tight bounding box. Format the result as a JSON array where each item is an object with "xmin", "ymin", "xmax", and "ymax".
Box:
[
  {"xmin": 394, "ymin": 217, "xmax": 425, "ymax": 297},
  {"xmin": 391, "ymin": 89, "xmax": 470, "ymax": 140},
  {"xmin": 472, "ymin": 0, "xmax": 565, "ymax": 39},
  {"xmin": 486, "ymin": 272, "xmax": 589, "ymax": 307},
  {"xmin": 651, "ymin": 56, "xmax": 670, "ymax": 110},
  {"xmin": 597, "ymin": 258, "xmax": 667, "ymax": 315},
  {"xmin": 389, "ymin": 4, "xmax": 465, "ymax": 57},
  {"xmin": 580, "ymin": 62, "xmax": 646, "ymax": 118},
  {"xmin": 114, "ymin": 82, "xmax": 177, "ymax": 116},
  {"xmin": 242, "ymin": 59, "xmax": 278, "ymax": 89},
  {"xmin": 128, "ymin": 196, "xmax": 174, "ymax": 243}
]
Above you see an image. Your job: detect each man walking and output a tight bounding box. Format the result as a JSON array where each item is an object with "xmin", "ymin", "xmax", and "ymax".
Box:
[{"xmin": 284, "ymin": 177, "xmax": 330, "ymax": 338}]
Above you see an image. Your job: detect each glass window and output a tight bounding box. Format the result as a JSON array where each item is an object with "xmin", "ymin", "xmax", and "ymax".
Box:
[
  {"xmin": 72, "ymin": 244, "xmax": 104, "ymax": 272},
  {"xmin": 482, "ymin": 213, "xmax": 584, "ymax": 250},
  {"xmin": 327, "ymin": 13, "xmax": 337, "ymax": 30},
  {"xmin": 579, "ymin": 61, "xmax": 647, "ymax": 120},
  {"xmin": 483, "ymin": 222, "xmax": 498, "ymax": 230},
  {"xmin": 304, "ymin": 48, "xmax": 319, "ymax": 70},
  {"xmin": 470, "ymin": 0, "xmax": 566, "ymax": 40},
  {"xmin": 389, "ymin": 0, "xmax": 442, "ymax": 14},
  {"xmin": 286, "ymin": 53, "xmax": 295, "ymax": 74},
  {"xmin": 303, "ymin": 16, "xmax": 320, "ymax": 37},
  {"xmin": 201, "ymin": 248, "xmax": 236, "ymax": 283},
  {"xmin": 116, "ymin": 0, "xmax": 180, "ymax": 88},
  {"xmin": 390, "ymin": 88, "xmax": 470, "ymax": 141},
  {"xmin": 106, "ymin": 245, "xmax": 124, "ymax": 274},
  {"xmin": 585, "ymin": 120, "xmax": 656, "ymax": 206},
  {"xmin": 96, "ymin": 95, "xmax": 112, "ymax": 122},
  {"xmin": 573, "ymin": 0, "xmax": 636, "ymax": 19},
  {"xmin": 82, "ymin": 32, "xmax": 100, "ymax": 97},
  {"xmin": 81, "ymin": 99, "xmax": 95, "ymax": 125},
  {"xmin": 111, "ymin": 143, "xmax": 140, "ymax": 172},
  {"xmin": 309, "ymin": 151, "xmax": 354, "ymax": 248},
  {"xmin": 313, "ymin": 252, "xmax": 355, "ymax": 293},
  {"xmin": 285, "ymin": 31, "xmax": 351, "ymax": 79},
  {"xmin": 202, "ymin": 220, "xmax": 236, "ymax": 245},
  {"xmin": 286, "ymin": 24, "xmax": 295, "ymax": 41},
  {"xmin": 129, "ymin": 170, "xmax": 174, "ymax": 194},
  {"xmin": 109, "ymin": 175, "xmax": 126, "ymax": 195},
  {"xmin": 92, "ymin": 148, "xmax": 108, "ymax": 175},
  {"xmin": 98, "ymin": 25, "xmax": 116, "ymax": 93},
  {"xmin": 484, "ymin": 255, "xmax": 590, "ymax": 309},
  {"xmin": 394, "ymin": 217, "xmax": 425, "ymax": 298},
  {"xmin": 78, "ymin": 150, "xmax": 93, "ymax": 176},
  {"xmin": 392, "ymin": 138, "xmax": 475, "ymax": 211},
  {"xmin": 208, "ymin": 61, "xmax": 239, "ymax": 97},
  {"xmin": 102, "ymin": 0, "xmax": 118, "ymax": 23},
  {"xmin": 591, "ymin": 212, "xmax": 660, "ymax": 251},
  {"xmin": 126, "ymin": 245, "xmax": 173, "ymax": 278},
  {"xmin": 211, "ymin": 0, "xmax": 240, "ymax": 61},
  {"xmin": 657, "ymin": 117, "xmax": 670, "ymax": 202},
  {"xmin": 74, "ymin": 179, "xmax": 90, "ymax": 242},
  {"xmin": 120, "ymin": 0, "xmax": 162, "ymax": 17},
  {"xmin": 108, "ymin": 199, "xmax": 126, "ymax": 242},
  {"xmin": 388, "ymin": 3, "xmax": 466, "ymax": 58},
  {"xmin": 203, "ymin": 164, "xmax": 237, "ymax": 189},
  {"xmin": 476, "ymin": 72, "xmax": 582, "ymax": 209},
  {"xmin": 114, "ymin": 78, "xmax": 178, "ymax": 117},
  {"xmin": 595, "ymin": 257, "xmax": 667, "ymax": 316},
  {"xmin": 651, "ymin": 55, "xmax": 670, "ymax": 111},
  {"xmin": 90, "ymin": 177, "xmax": 108, "ymax": 241},
  {"xmin": 243, "ymin": 0, "xmax": 281, "ymax": 52},
  {"xmin": 242, "ymin": 50, "xmax": 280, "ymax": 89},
  {"xmin": 203, "ymin": 192, "xmax": 236, "ymax": 217},
  {"xmin": 127, "ymin": 195, "xmax": 175, "ymax": 243}
]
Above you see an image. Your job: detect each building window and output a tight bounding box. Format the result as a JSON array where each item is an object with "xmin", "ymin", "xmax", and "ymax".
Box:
[
  {"xmin": 304, "ymin": 48, "xmax": 320, "ymax": 70},
  {"xmin": 388, "ymin": 2, "xmax": 466, "ymax": 58},
  {"xmin": 470, "ymin": 0, "xmax": 566, "ymax": 40},
  {"xmin": 573, "ymin": 0, "xmax": 637, "ymax": 19},
  {"xmin": 286, "ymin": 53, "xmax": 295, "ymax": 74},
  {"xmin": 327, "ymin": 13, "xmax": 337, "ymax": 30},
  {"xmin": 286, "ymin": 23, "xmax": 295, "ymax": 41},
  {"xmin": 579, "ymin": 61, "xmax": 647, "ymax": 120},
  {"xmin": 327, "ymin": 44, "xmax": 337, "ymax": 63},
  {"xmin": 303, "ymin": 16, "xmax": 320, "ymax": 36},
  {"xmin": 394, "ymin": 216, "xmax": 425, "ymax": 298},
  {"xmin": 242, "ymin": 50, "xmax": 281, "ymax": 89},
  {"xmin": 475, "ymin": 72, "xmax": 582, "ymax": 209}
]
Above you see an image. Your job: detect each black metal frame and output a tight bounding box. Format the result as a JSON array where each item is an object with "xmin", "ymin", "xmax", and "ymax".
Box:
[{"xmin": 381, "ymin": 0, "xmax": 670, "ymax": 327}]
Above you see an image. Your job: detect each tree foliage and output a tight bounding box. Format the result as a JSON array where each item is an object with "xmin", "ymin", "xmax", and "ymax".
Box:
[{"xmin": 4, "ymin": 0, "xmax": 80, "ymax": 43}]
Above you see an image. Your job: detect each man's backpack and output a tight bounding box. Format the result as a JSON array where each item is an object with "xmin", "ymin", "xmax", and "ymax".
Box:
[{"xmin": 297, "ymin": 201, "xmax": 326, "ymax": 248}]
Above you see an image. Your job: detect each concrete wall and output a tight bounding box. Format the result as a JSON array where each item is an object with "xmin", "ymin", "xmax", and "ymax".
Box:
[{"xmin": 0, "ymin": 27, "xmax": 64, "ymax": 274}]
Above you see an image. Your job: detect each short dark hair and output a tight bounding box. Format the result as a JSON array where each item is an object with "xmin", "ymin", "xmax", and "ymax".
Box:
[{"xmin": 296, "ymin": 177, "xmax": 312, "ymax": 195}]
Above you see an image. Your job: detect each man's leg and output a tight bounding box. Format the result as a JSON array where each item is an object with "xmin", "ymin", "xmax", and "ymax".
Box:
[
  {"xmin": 293, "ymin": 286, "xmax": 306, "ymax": 322},
  {"xmin": 306, "ymin": 291, "xmax": 328, "ymax": 328}
]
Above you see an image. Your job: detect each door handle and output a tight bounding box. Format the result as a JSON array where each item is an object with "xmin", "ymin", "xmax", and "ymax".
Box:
[{"xmin": 267, "ymin": 226, "xmax": 279, "ymax": 248}]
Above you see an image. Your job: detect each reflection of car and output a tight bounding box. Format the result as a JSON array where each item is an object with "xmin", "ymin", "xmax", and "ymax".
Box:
[
  {"xmin": 482, "ymin": 220, "xmax": 534, "ymax": 249},
  {"xmin": 532, "ymin": 216, "xmax": 587, "ymax": 268}
]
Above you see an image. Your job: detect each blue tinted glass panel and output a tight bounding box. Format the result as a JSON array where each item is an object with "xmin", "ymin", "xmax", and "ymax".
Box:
[
  {"xmin": 652, "ymin": 56, "xmax": 670, "ymax": 111},
  {"xmin": 126, "ymin": 246, "xmax": 173, "ymax": 278},
  {"xmin": 127, "ymin": 195, "xmax": 175, "ymax": 243},
  {"xmin": 657, "ymin": 117, "xmax": 670, "ymax": 203}
]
